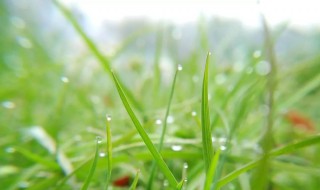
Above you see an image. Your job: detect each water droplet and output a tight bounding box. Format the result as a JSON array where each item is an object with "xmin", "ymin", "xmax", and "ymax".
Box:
[
  {"xmin": 171, "ymin": 145, "xmax": 182, "ymax": 151},
  {"xmin": 60, "ymin": 76, "xmax": 69, "ymax": 83},
  {"xmin": 99, "ymin": 152, "xmax": 106, "ymax": 157},
  {"xmin": 2, "ymin": 101, "xmax": 15, "ymax": 109},
  {"xmin": 18, "ymin": 181, "xmax": 29, "ymax": 189},
  {"xmin": 106, "ymin": 114, "xmax": 112, "ymax": 121},
  {"xmin": 220, "ymin": 145, "xmax": 227, "ymax": 151},
  {"xmin": 192, "ymin": 75, "xmax": 199, "ymax": 83},
  {"xmin": 17, "ymin": 36, "xmax": 33, "ymax": 49},
  {"xmin": 253, "ymin": 50, "xmax": 262, "ymax": 58},
  {"xmin": 5, "ymin": 147, "xmax": 16, "ymax": 153},
  {"xmin": 96, "ymin": 136, "xmax": 102, "ymax": 144},
  {"xmin": 167, "ymin": 115, "xmax": 174, "ymax": 124},
  {"xmin": 191, "ymin": 111, "xmax": 197, "ymax": 117},
  {"xmin": 155, "ymin": 119, "xmax": 162, "ymax": 125},
  {"xmin": 177, "ymin": 64, "xmax": 183, "ymax": 71},
  {"xmin": 163, "ymin": 180, "xmax": 169, "ymax": 187},
  {"xmin": 256, "ymin": 60, "xmax": 270, "ymax": 76},
  {"xmin": 183, "ymin": 162, "xmax": 189, "ymax": 169},
  {"xmin": 208, "ymin": 52, "xmax": 212, "ymax": 56}
]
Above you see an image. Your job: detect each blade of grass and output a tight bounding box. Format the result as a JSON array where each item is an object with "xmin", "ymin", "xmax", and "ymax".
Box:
[
  {"xmin": 129, "ymin": 169, "xmax": 140, "ymax": 190},
  {"xmin": 81, "ymin": 137, "xmax": 100, "ymax": 190},
  {"xmin": 216, "ymin": 133, "xmax": 320, "ymax": 189},
  {"xmin": 147, "ymin": 65, "xmax": 181, "ymax": 189},
  {"xmin": 111, "ymin": 71, "xmax": 178, "ymax": 187},
  {"xmin": 201, "ymin": 52, "xmax": 214, "ymax": 171},
  {"xmin": 53, "ymin": 0, "xmax": 143, "ymax": 112},
  {"xmin": 105, "ymin": 115, "xmax": 112, "ymax": 189},
  {"xmin": 204, "ymin": 148, "xmax": 221, "ymax": 190}
]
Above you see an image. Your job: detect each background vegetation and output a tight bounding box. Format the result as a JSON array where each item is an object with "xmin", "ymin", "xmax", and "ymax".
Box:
[{"xmin": 1, "ymin": 1, "xmax": 320, "ymax": 189}]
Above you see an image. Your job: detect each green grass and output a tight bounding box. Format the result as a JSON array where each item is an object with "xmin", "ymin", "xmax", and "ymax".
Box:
[{"xmin": 1, "ymin": 1, "xmax": 320, "ymax": 190}]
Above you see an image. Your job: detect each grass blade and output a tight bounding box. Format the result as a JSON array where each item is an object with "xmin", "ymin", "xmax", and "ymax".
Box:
[
  {"xmin": 53, "ymin": 0, "xmax": 143, "ymax": 112},
  {"xmin": 204, "ymin": 148, "xmax": 221, "ymax": 190},
  {"xmin": 81, "ymin": 137, "xmax": 100, "ymax": 190},
  {"xmin": 111, "ymin": 71, "xmax": 178, "ymax": 187},
  {"xmin": 201, "ymin": 52, "xmax": 214, "ymax": 171},
  {"xmin": 216, "ymin": 133, "xmax": 320, "ymax": 188},
  {"xmin": 105, "ymin": 115, "xmax": 113, "ymax": 189},
  {"xmin": 147, "ymin": 65, "xmax": 181, "ymax": 189},
  {"xmin": 129, "ymin": 169, "xmax": 140, "ymax": 190}
]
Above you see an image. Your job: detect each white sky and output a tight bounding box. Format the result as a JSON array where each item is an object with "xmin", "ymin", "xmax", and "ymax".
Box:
[{"xmin": 62, "ymin": 0, "xmax": 320, "ymax": 28}]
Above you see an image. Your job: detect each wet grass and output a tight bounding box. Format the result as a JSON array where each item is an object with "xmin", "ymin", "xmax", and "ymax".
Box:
[{"xmin": 1, "ymin": 1, "xmax": 320, "ymax": 190}]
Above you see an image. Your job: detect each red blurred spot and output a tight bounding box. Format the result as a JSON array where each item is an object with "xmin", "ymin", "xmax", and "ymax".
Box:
[
  {"xmin": 113, "ymin": 175, "xmax": 130, "ymax": 187},
  {"xmin": 285, "ymin": 111, "xmax": 315, "ymax": 132}
]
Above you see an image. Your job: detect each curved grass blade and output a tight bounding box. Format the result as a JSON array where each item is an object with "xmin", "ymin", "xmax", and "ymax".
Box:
[
  {"xmin": 204, "ymin": 148, "xmax": 221, "ymax": 190},
  {"xmin": 53, "ymin": 0, "xmax": 143, "ymax": 112},
  {"xmin": 216, "ymin": 133, "xmax": 320, "ymax": 189},
  {"xmin": 81, "ymin": 137, "xmax": 100, "ymax": 190},
  {"xmin": 105, "ymin": 115, "xmax": 113, "ymax": 189},
  {"xmin": 111, "ymin": 71, "xmax": 178, "ymax": 187},
  {"xmin": 201, "ymin": 52, "xmax": 214, "ymax": 171},
  {"xmin": 129, "ymin": 169, "xmax": 140, "ymax": 190},
  {"xmin": 147, "ymin": 65, "xmax": 181, "ymax": 189}
]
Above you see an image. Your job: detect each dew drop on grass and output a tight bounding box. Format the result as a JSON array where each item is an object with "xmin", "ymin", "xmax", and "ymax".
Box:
[
  {"xmin": 106, "ymin": 114, "xmax": 112, "ymax": 121},
  {"xmin": 256, "ymin": 60, "xmax": 271, "ymax": 76},
  {"xmin": 2, "ymin": 101, "xmax": 15, "ymax": 109},
  {"xmin": 155, "ymin": 119, "xmax": 162, "ymax": 125},
  {"xmin": 5, "ymin": 147, "xmax": 16, "ymax": 153},
  {"xmin": 191, "ymin": 111, "xmax": 197, "ymax": 117},
  {"xmin": 60, "ymin": 76, "xmax": 69, "ymax": 83},
  {"xmin": 167, "ymin": 115, "xmax": 175, "ymax": 124},
  {"xmin": 171, "ymin": 145, "xmax": 183, "ymax": 151},
  {"xmin": 163, "ymin": 180, "xmax": 169, "ymax": 187},
  {"xmin": 96, "ymin": 136, "xmax": 102, "ymax": 144},
  {"xmin": 220, "ymin": 145, "xmax": 227, "ymax": 151},
  {"xmin": 177, "ymin": 64, "xmax": 183, "ymax": 71},
  {"xmin": 253, "ymin": 50, "xmax": 262, "ymax": 58},
  {"xmin": 183, "ymin": 162, "xmax": 189, "ymax": 169},
  {"xmin": 99, "ymin": 152, "xmax": 106, "ymax": 157}
]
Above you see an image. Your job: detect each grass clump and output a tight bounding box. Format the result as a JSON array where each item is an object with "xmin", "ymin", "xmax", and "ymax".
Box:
[{"xmin": 1, "ymin": 1, "xmax": 320, "ymax": 190}]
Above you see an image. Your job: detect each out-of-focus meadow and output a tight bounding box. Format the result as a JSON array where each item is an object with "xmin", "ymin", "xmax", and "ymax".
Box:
[{"xmin": 1, "ymin": 0, "xmax": 320, "ymax": 189}]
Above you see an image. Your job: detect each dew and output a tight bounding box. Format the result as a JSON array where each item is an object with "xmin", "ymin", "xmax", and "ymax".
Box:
[
  {"xmin": 177, "ymin": 64, "xmax": 183, "ymax": 71},
  {"xmin": 167, "ymin": 115, "xmax": 174, "ymax": 124},
  {"xmin": 18, "ymin": 181, "xmax": 29, "ymax": 189},
  {"xmin": 155, "ymin": 119, "xmax": 162, "ymax": 125},
  {"xmin": 2, "ymin": 101, "xmax": 15, "ymax": 109},
  {"xmin": 11, "ymin": 17, "xmax": 26, "ymax": 29},
  {"xmin": 99, "ymin": 152, "xmax": 106, "ymax": 157},
  {"xmin": 5, "ymin": 147, "xmax": 16, "ymax": 153},
  {"xmin": 96, "ymin": 136, "xmax": 102, "ymax": 144},
  {"xmin": 163, "ymin": 180, "xmax": 169, "ymax": 187},
  {"xmin": 215, "ymin": 74, "xmax": 226, "ymax": 85},
  {"xmin": 256, "ymin": 60, "xmax": 271, "ymax": 76},
  {"xmin": 253, "ymin": 50, "xmax": 262, "ymax": 58},
  {"xmin": 191, "ymin": 111, "xmax": 197, "ymax": 117},
  {"xmin": 192, "ymin": 75, "xmax": 199, "ymax": 83},
  {"xmin": 106, "ymin": 114, "xmax": 112, "ymax": 121},
  {"xmin": 171, "ymin": 145, "xmax": 182, "ymax": 151},
  {"xmin": 183, "ymin": 162, "xmax": 189, "ymax": 169},
  {"xmin": 208, "ymin": 52, "xmax": 212, "ymax": 56},
  {"xmin": 60, "ymin": 76, "xmax": 69, "ymax": 83},
  {"xmin": 220, "ymin": 145, "xmax": 227, "ymax": 151},
  {"xmin": 17, "ymin": 36, "xmax": 33, "ymax": 49}
]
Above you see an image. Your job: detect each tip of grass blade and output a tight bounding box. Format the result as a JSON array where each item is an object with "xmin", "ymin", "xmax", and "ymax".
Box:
[{"xmin": 201, "ymin": 52, "xmax": 214, "ymax": 172}]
